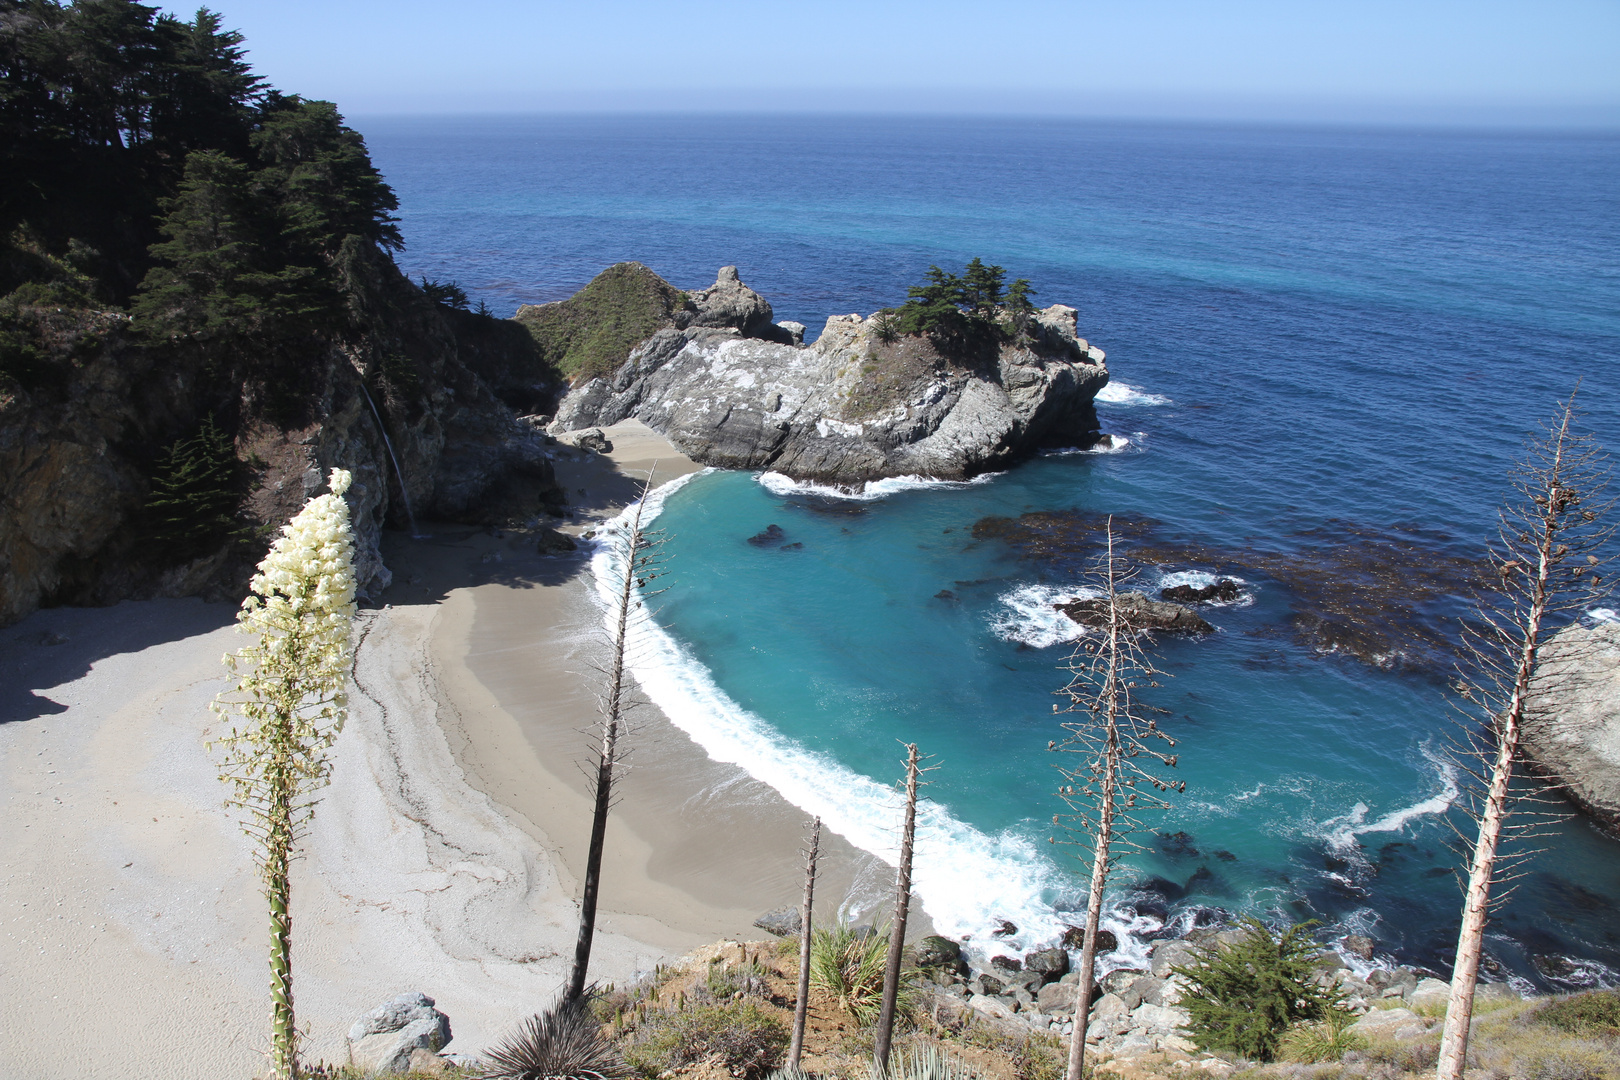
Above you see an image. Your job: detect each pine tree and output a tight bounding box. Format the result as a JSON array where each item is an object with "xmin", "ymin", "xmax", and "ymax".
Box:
[{"xmin": 143, "ymin": 413, "xmax": 241, "ymax": 559}]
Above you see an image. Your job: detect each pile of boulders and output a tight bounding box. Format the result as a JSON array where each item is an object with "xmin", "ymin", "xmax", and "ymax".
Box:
[{"xmin": 911, "ymin": 927, "xmax": 1519, "ymax": 1066}]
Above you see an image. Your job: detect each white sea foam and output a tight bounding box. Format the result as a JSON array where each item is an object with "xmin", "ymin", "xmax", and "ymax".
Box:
[
  {"xmin": 989, "ymin": 584, "xmax": 1103, "ymax": 649},
  {"xmin": 589, "ymin": 479, "xmax": 1071, "ymax": 955},
  {"xmin": 1588, "ymin": 607, "xmax": 1619, "ymax": 624},
  {"xmin": 1317, "ymin": 744, "xmax": 1460, "ymax": 855},
  {"xmin": 1041, "ymin": 433, "xmax": 1140, "ymax": 456},
  {"xmin": 756, "ymin": 470, "xmax": 1001, "ymax": 501},
  {"xmin": 1095, "ymin": 382, "xmax": 1170, "ymax": 407}
]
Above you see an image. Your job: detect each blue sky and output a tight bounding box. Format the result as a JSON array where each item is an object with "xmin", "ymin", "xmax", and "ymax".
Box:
[{"xmin": 167, "ymin": 0, "xmax": 1620, "ymax": 126}]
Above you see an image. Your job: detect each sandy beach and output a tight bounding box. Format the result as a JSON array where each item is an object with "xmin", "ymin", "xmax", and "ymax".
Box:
[{"xmin": 0, "ymin": 421, "xmax": 882, "ymax": 1079}]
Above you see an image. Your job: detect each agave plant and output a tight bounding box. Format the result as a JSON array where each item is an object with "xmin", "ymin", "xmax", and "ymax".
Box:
[
  {"xmin": 479, "ymin": 992, "xmax": 631, "ymax": 1080},
  {"xmin": 878, "ymin": 1044, "xmax": 980, "ymax": 1080},
  {"xmin": 809, "ymin": 922, "xmax": 917, "ymax": 1027}
]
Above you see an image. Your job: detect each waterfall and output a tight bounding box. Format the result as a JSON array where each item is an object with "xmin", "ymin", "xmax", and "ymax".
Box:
[{"xmin": 359, "ymin": 382, "xmax": 426, "ymax": 538}]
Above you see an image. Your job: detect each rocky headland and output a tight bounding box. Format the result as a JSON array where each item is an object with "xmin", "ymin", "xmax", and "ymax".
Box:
[
  {"xmin": 1524, "ymin": 620, "xmax": 1620, "ymax": 835},
  {"xmin": 548, "ymin": 265, "xmax": 1111, "ymax": 485}
]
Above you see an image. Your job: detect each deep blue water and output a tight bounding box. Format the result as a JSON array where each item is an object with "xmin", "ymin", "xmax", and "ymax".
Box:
[{"xmin": 361, "ymin": 115, "xmax": 1620, "ymax": 987}]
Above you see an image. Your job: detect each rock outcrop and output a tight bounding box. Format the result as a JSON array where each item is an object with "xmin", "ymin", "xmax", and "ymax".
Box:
[
  {"xmin": 551, "ymin": 267, "xmax": 1109, "ymax": 484},
  {"xmin": 1058, "ymin": 592, "xmax": 1215, "ymax": 635},
  {"xmin": 1523, "ymin": 620, "xmax": 1620, "ymax": 834}
]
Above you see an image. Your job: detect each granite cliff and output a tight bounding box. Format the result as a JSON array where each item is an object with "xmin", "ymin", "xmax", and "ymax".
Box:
[
  {"xmin": 550, "ymin": 267, "xmax": 1109, "ymax": 484},
  {"xmin": 1524, "ymin": 620, "xmax": 1620, "ymax": 835}
]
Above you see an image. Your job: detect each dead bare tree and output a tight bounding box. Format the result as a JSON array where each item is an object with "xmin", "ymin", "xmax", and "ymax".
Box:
[
  {"xmin": 1051, "ymin": 522, "xmax": 1183, "ymax": 1080},
  {"xmin": 1436, "ymin": 394, "xmax": 1612, "ymax": 1080},
  {"xmin": 788, "ymin": 816, "xmax": 821, "ymax": 1070},
  {"xmin": 567, "ymin": 477, "xmax": 668, "ymax": 1002},
  {"xmin": 874, "ymin": 743, "xmax": 929, "ymax": 1079}
]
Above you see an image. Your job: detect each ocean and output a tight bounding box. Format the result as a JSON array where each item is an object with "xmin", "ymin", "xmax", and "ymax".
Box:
[{"xmin": 360, "ymin": 114, "xmax": 1620, "ymax": 988}]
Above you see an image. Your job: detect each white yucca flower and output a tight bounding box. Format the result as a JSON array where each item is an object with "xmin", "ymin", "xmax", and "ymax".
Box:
[{"xmin": 210, "ymin": 467, "xmax": 359, "ymax": 1080}]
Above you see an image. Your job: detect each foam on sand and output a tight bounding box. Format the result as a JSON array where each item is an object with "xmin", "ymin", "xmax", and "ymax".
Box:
[{"xmin": 591, "ymin": 480, "xmax": 1076, "ymax": 957}]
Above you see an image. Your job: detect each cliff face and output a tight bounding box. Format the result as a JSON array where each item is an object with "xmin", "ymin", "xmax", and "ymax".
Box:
[
  {"xmin": 1523, "ymin": 620, "xmax": 1620, "ymax": 835},
  {"xmin": 0, "ymin": 248, "xmax": 562, "ymax": 627},
  {"xmin": 552, "ymin": 268, "xmax": 1109, "ymax": 483}
]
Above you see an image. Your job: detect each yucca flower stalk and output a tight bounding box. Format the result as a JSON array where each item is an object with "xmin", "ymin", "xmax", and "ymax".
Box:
[{"xmin": 211, "ymin": 468, "xmax": 359, "ymax": 1080}]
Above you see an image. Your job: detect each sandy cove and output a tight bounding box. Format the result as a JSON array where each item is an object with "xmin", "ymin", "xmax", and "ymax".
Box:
[{"xmin": 0, "ymin": 420, "xmax": 885, "ymax": 1080}]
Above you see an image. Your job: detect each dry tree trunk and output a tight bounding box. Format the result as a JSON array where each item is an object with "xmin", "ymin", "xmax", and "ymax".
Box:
[
  {"xmin": 789, "ymin": 817, "xmax": 821, "ymax": 1070},
  {"xmin": 1437, "ymin": 396, "xmax": 1612, "ymax": 1080},
  {"xmin": 568, "ymin": 481, "xmax": 660, "ymax": 1002},
  {"xmin": 1053, "ymin": 523, "xmax": 1181, "ymax": 1080},
  {"xmin": 874, "ymin": 743, "xmax": 922, "ymax": 1078}
]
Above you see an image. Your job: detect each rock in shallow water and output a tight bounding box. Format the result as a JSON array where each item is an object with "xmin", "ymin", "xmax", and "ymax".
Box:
[{"xmin": 1058, "ymin": 592, "xmax": 1214, "ymax": 636}]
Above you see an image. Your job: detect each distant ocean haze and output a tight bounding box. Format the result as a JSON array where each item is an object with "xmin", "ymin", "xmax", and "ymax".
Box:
[{"xmin": 364, "ymin": 114, "xmax": 1620, "ymax": 987}]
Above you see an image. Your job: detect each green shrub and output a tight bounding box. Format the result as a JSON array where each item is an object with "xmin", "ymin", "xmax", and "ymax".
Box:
[
  {"xmin": 810, "ymin": 922, "xmax": 914, "ymax": 1026},
  {"xmin": 1276, "ymin": 1011, "xmax": 1367, "ymax": 1063},
  {"xmin": 1170, "ymin": 917, "xmax": 1352, "ymax": 1062},
  {"xmin": 622, "ymin": 1000, "xmax": 787, "ymax": 1080},
  {"xmin": 1531, "ymin": 991, "xmax": 1620, "ymax": 1038}
]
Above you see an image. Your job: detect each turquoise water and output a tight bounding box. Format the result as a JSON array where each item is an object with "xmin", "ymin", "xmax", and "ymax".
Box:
[{"xmin": 362, "ymin": 115, "xmax": 1620, "ymax": 986}]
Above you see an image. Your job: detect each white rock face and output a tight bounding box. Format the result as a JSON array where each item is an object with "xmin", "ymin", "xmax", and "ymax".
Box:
[
  {"xmin": 552, "ymin": 303, "xmax": 1109, "ymax": 484},
  {"xmin": 1523, "ymin": 621, "xmax": 1620, "ymax": 833},
  {"xmin": 1407, "ymin": 977, "xmax": 1452, "ymax": 1011}
]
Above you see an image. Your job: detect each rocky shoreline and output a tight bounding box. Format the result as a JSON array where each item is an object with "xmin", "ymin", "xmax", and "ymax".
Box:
[{"xmin": 900, "ymin": 925, "xmax": 1513, "ymax": 1067}]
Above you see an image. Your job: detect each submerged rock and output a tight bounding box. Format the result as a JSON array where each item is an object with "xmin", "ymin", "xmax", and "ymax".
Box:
[
  {"xmin": 1056, "ymin": 592, "xmax": 1215, "ymax": 635},
  {"xmin": 551, "ymin": 267, "xmax": 1108, "ymax": 484}
]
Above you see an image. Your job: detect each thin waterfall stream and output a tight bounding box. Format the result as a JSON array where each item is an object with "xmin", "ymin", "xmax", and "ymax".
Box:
[{"xmin": 359, "ymin": 381, "xmax": 427, "ymax": 538}]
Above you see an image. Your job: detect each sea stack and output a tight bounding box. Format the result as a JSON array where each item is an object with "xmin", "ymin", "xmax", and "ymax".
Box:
[{"xmin": 549, "ymin": 266, "xmax": 1110, "ymax": 485}]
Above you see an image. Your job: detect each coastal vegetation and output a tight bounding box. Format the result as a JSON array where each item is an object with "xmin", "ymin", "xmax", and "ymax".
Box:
[
  {"xmin": 569, "ymin": 479, "xmax": 668, "ymax": 1000},
  {"xmin": 1169, "ymin": 919, "xmax": 1351, "ymax": 1062},
  {"xmin": 209, "ymin": 469, "xmax": 360, "ymax": 1080},
  {"xmin": 880, "ymin": 259, "xmax": 1038, "ymax": 349},
  {"xmin": 514, "ymin": 261, "xmax": 691, "ymax": 383}
]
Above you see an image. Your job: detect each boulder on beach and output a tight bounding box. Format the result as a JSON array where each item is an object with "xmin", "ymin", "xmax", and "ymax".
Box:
[
  {"xmin": 752, "ymin": 907, "xmax": 802, "ymax": 937},
  {"xmin": 348, "ymin": 992, "xmax": 452, "ymax": 1075},
  {"xmin": 914, "ymin": 935, "xmax": 967, "ymax": 972}
]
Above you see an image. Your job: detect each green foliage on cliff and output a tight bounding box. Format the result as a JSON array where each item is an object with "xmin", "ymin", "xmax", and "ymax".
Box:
[
  {"xmin": 889, "ymin": 258, "xmax": 1037, "ymax": 347},
  {"xmin": 1171, "ymin": 918, "xmax": 1351, "ymax": 1062},
  {"xmin": 515, "ymin": 262, "xmax": 689, "ymax": 383},
  {"xmin": 3, "ymin": 1, "xmax": 403, "ymax": 383},
  {"xmin": 142, "ymin": 414, "xmax": 243, "ymax": 561}
]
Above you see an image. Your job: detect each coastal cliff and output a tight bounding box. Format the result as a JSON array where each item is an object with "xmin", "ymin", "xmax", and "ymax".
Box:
[
  {"xmin": 0, "ymin": 246, "xmax": 564, "ymax": 627},
  {"xmin": 550, "ymin": 267, "xmax": 1110, "ymax": 484},
  {"xmin": 1524, "ymin": 620, "xmax": 1620, "ymax": 834}
]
